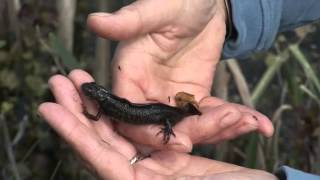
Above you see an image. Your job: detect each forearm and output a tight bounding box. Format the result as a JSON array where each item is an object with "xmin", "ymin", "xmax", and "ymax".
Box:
[{"xmin": 223, "ymin": 0, "xmax": 320, "ymax": 59}]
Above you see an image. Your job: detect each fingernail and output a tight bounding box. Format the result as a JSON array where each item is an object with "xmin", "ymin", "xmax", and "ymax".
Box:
[
  {"xmin": 89, "ymin": 12, "xmax": 112, "ymax": 17},
  {"xmin": 220, "ymin": 112, "xmax": 238, "ymax": 128},
  {"xmin": 37, "ymin": 103, "xmax": 46, "ymax": 118}
]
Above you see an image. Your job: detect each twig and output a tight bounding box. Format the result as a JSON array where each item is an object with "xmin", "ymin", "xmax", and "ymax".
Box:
[
  {"xmin": 226, "ymin": 59, "xmax": 254, "ymax": 108},
  {"xmin": 12, "ymin": 115, "xmax": 29, "ymax": 146},
  {"xmin": 289, "ymin": 44, "xmax": 320, "ymax": 95},
  {"xmin": 93, "ymin": 0, "xmax": 115, "ymax": 87},
  {"xmin": 226, "ymin": 59, "xmax": 267, "ymax": 169},
  {"xmin": 49, "ymin": 160, "xmax": 62, "ymax": 180},
  {"xmin": 213, "ymin": 61, "xmax": 230, "ymax": 100},
  {"xmin": 270, "ymin": 104, "xmax": 292, "ymax": 128},
  {"xmin": 20, "ymin": 139, "xmax": 41, "ymax": 163},
  {"xmin": 233, "ymin": 146, "xmax": 246, "ymax": 159},
  {"xmin": 279, "ymin": 82, "xmax": 288, "ymax": 106},
  {"xmin": 36, "ymin": 27, "xmax": 67, "ymax": 75},
  {"xmin": 268, "ymin": 104, "xmax": 292, "ymax": 171},
  {"xmin": 212, "ymin": 61, "xmax": 230, "ymax": 161},
  {"xmin": 257, "ymin": 139, "xmax": 266, "ymax": 169},
  {"xmin": 252, "ymin": 51, "xmax": 289, "ymax": 105},
  {"xmin": 95, "ymin": 37, "xmax": 111, "ymax": 87},
  {"xmin": 6, "ymin": 0, "xmax": 21, "ymax": 44},
  {"xmin": 1, "ymin": 114, "xmax": 22, "ymax": 180},
  {"xmin": 299, "ymin": 85, "xmax": 320, "ymax": 106},
  {"xmin": 57, "ymin": 0, "xmax": 76, "ymax": 51}
]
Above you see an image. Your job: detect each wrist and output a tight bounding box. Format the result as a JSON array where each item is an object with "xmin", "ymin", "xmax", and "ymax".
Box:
[
  {"xmin": 223, "ymin": 0, "xmax": 233, "ymax": 40},
  {"xmin": 216, "ymin": 0, "xmax": 231, "ymax": 40}
]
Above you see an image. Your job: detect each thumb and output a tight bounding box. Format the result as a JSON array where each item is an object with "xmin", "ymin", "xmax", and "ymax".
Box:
[{"xmin": 87, "ymin": 0, "xmax": 182, "ymax": 40}]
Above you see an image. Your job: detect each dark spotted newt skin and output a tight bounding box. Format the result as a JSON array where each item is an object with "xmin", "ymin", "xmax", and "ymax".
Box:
[{"xmin": 81, "ymin": 82, "xmax": 201, "ymax": 144}]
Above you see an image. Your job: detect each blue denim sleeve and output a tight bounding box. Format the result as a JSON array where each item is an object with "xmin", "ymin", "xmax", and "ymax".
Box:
[
  {"xmin": 223, "ymin": 0, "xmax": 320, "ymax": 59},
  {"xmin": 275, "ymin": 166, "xmax": 320, "ymax": 180}
]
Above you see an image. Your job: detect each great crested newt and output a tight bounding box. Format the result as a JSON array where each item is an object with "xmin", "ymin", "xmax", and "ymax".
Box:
[{"xmin": 81, "ymin": 82, "xmax": 201, "ymax": 144}]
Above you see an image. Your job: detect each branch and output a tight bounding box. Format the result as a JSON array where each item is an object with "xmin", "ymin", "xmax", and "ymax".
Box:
[
  {"xmin": 226, "ymin": 59, "xmax": 254, "ymax": 108},
  {"xmin": 57, "ymin": 0, "xmax": 76, "ymax": 51},
  {"xmin": 1, "ymin": 114, "xmax": 21, "ymax": 180},
  {"xmin": 12, "ymin": 115, "xmax": 29, "ymax": 146},
  {"xmin": 93, "ymin": 0, "xmax": 115, "ymax": 87},
  {"xmin": 252, "ymin": 52, "xmax": 289, "ymax": 105},
  {"xmin": 289, "ymin": 44, "xmax": 320, "ymax": 95},
  {"xmin": 36, "ymin": 27, "xmax": 67, "ymax": 75},
  {"xmin": 212, "ymin": 61, "xmax": 230, "ymax": 100},
  {"xmin": 6, "ymin": 0, "xmax": 21, "ymax": 48},
  {"xmin": 299, "ymin": 85, "xmax": 320, "ymax": 106}
]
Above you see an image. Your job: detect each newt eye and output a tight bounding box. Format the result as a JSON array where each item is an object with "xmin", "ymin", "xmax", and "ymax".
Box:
[
  {"xmin": 81, "ymin": 82, "xmax": 98, "ymax": 97},
  {"xmin": 81, "ymin": 82, "xmax": 110, "ymax": 102}
]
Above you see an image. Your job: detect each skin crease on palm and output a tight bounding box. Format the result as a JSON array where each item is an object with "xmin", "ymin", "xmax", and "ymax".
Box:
[{"xmin": 38, "ymin": 0, "xmax": 277, "ymax": 179}]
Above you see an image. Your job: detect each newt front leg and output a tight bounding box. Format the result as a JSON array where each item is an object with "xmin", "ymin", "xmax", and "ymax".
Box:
[
  {"xmin": 82, "ymin": 104, "xmax": 102, "ymax": 121},
  {"xmin": 156, "ymin": 119, "xmax": 176, "ymax": 144}
]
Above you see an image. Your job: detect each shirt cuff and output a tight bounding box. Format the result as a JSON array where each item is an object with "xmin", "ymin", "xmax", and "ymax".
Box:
[
  {"xmin": 275, "ymin": 166, "xmax": 320, "ymax": 180},
  {"xmin": 223, "ymin": 0, "xmax": 283, "ymax": 59}
]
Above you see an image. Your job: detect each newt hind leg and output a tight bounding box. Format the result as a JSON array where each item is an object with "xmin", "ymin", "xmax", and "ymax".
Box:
[
  {"xmin": 82, "ymin": 104, "xmax": 102, "ymax": 121},
  {"xmin": 156, "ymin": 119, "xmax": 176, "ymax": 144}
]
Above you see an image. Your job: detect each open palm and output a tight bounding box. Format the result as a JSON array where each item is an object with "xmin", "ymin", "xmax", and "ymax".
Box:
[
  {"xmin": 87, "ymin": 0, "xmax": 273, "ymax": 150},
  {"xmin": 38, "ymin": 70, "xmax": 276, "ymax": 180}
]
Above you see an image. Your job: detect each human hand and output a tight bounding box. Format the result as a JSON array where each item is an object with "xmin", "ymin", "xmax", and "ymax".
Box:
[
  {"xmin": 87, "ymin": 0, "xmax": 274, "ymax": 151},
  {"xmin": 38, "ymin": 71, "xmax": 277, "ymax": 180}
]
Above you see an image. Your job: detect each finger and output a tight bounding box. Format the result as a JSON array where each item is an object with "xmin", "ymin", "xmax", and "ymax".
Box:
[
  {"xmin": 117, "ymin": 123, "xmax": 193, "ymax": 153},
  {"xmin": 68, "ymin": 69, "xmax": 97, "ymax": 119},
  {"xmin": 38, "ymin": 103, "xmax": 134, "ymax": 179},
  {"xmin": 38, "ymin": 102, "xmax": 105, "ymax": 155},
  {"xmin": 49, "ymin": 74, "xmax": 83, "ymax": 113},
  {"xmin": 201, "ymin": 97, "xmax": 274, "ymax": 137},
  {"xmin": 204, "ymin": 113, "xmax": 259, "ymax": 144},
  {"xmin": 175, "ymin": 103, "xmax": 242, "ymax": 144},
  {"xmin": 48, "ymin": 74, "xmax": 91, "ymax": 127},
  {"xmin": 68, "ymin": 69, "xmax": 114, "ymax": 136},
  {"xmin": 87, "ymin": 0, "xmax": 183, "ymax": 40},
  {"xmin": 234, "ymin": 104, "xmax": 274, "ymax": 137},
  {"xmin": 68, "ymin": 69, "xmax": 137, "ymax": 158}
]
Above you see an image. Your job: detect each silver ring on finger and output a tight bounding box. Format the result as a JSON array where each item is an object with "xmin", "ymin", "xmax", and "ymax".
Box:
[{"xmin": 129, "ymin": 152, "xmax": 147, "ymax": 165}]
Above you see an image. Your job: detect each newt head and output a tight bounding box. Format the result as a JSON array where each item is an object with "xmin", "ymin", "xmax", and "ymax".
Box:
[
  {"xmin": 175, "ymin": 92, "xmax": 201, "ymax": 116},
  {"xmin": 81, "ymin": 82, "xmax": 109, "ymax": 102}
]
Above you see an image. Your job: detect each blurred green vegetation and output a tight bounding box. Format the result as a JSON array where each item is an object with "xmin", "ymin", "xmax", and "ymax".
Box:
[{"xmin": 0, "ymin": 0, "xmax": 319, "ymax": 179}]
